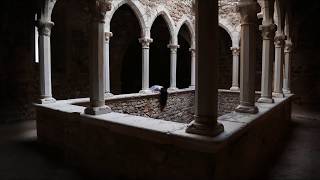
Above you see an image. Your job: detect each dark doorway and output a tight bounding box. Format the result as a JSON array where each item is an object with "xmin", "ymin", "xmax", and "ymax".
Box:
[
  {"xmin": 150, "ymin": 16, "xmax": 171, "ymax": 88},
  {"xmin": 177, "ymin": 24, "xmax": 192, "ymax": 89},
  {"xmin": 110, "ymin": 4, "xmax": 142, "ymax": 94}
]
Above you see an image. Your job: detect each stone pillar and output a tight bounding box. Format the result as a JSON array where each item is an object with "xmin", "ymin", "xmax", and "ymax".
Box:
[
  {"xmin": 186, "ymin": 0, "xmax": 224, "ymax": 137},
  {"xmin": 37, "ymin": 20, "xmax": 56, "ymax": 104},
  {"xmin": 189, "ymin": 48, "xmax": 196, "ymax": 88},
  {"xmin": 85, "ymin": 0, "xmax": 112, "ymax": 115},
  {"xmin": 168, "ymin": 44, "xmax": 180, "ymax": 91},
  {"xmin": 230, "ymin": 47, "xmax": 240, "ymax": 91},
  {"xmin": 139, "ymin": 37, "xmax": 153, "ymax": 94},
  {"xmin": 273, "ymin": 33, "xmax": 286, "ymax": 98},
  {"xmin": 235, "ymin": 0, "xmax": 259, "ymax": 114},
  {"xmin": 104, "ymin": 31, "xmax": 113, "ymax": 97},
  {"xmin": 257, "ymin": 0, "xmax": 277, "ymax": 103},
  {"xmin": 283, "ymin": 39, "xmax": 293, "ymax": 94}
]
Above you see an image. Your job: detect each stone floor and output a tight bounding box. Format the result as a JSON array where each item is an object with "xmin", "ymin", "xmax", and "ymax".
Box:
[
  {"xmin": 0, "ymin": 104, "xmax": 319, "ymax": 180},
  {"xmin": 265, "ymin": 104, "xmax": 320, "ymax": 180}
]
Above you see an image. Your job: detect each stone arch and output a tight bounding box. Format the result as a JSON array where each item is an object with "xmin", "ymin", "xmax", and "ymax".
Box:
[
  {"xmin": 105, "ymin": 0, "xmax": 147, "ymax": 36},
  {"xmin": 149, "ymin": 6, "xmax": 176, "ymax": 43},
  {"xmin": 176, "ymin": 16, "xmax": 195, "ymax": 47},
  {"xmin": 274, "ymin": 0, "xmax": 285, "ymax": 32},
  {"xmin": 219, "ymin": 19, "xmax": 240, "ymax": 48}
]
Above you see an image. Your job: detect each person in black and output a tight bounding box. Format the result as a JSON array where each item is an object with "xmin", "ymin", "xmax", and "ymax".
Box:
[{"xmin": 150, "ymin": 85, "xmax": 168, "ymax": 111}]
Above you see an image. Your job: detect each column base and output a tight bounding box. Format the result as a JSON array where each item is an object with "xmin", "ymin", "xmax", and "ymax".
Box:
[
  {"xmin": 235, "ymin": 104, "xmax": 259, "ymax": 114},
  {"xmin": 84, "ymin": 105, "xmax": 111, "ymax": 115},
  {"xmin": 189, "ymin": 85, "xmax": 195, "ymax": 90},
  {"xmin": 230, "ymin": 86, "xmax": 240, "ymax": 91},
  {"xmin": 186, "ymin": 120, "xmax": 224, "ymax": 137},
  {"xmin": 273, "ymin": 92, "xmax": 285, "ymax": 98},
  {"xmin": 139, "ymin": 89, "xmax": 153, "ymax": 94},
  {"xmin": 257, "ymin": 97, "xmax": 274, "ymax": 103},
  {"xmin": 283, "ymin": 89, "xmax": 291, "ymax": 94},
  {"xmin": 168, "ymin": 87, "xmax": 179, "ymax": 92},
  {"xmin": 38, "ymin": 97, "xmax": 56, "ymax": 104},
  {"xmin": 104, "ymin": 92, "xmax": 114, "ymax": 98}
]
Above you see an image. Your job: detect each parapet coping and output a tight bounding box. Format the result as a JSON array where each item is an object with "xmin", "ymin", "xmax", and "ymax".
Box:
[{"xmin": 35, "ymin": 92, "xmax": 293, "ymax": 154}]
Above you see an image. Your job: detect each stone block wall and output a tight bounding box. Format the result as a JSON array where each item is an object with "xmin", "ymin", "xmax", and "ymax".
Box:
[
  {"xmin": 107, "ymin": 91, "xmax": 195, "ymax": 124},
  {"xmin": 76, "ymin": 90, "xmax": 243, "ymax": 124}
]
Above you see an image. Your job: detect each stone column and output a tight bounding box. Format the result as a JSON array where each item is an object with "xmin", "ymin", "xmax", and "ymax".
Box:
[
  {"xmin": 235, "ymin": 0, "xmax": 259, "ymax": 114},
  {"xmin": 85, "ymin": 0, "xmax": 112, "ymax": 115},
  {"xmin": 139, "ymin": 37, "xmax": 153, "ymax": 94},
  {"xmin": 189, "ymin": 48, "xmax": 196, "ymax": 88},
  {"xmin": 104, "ymin": 31, "xmax": 113, "ymax": 97},
  {"xmin": 186, "ymin": 0, "xmax": 224, "ymax": 136},
  {"xmin": 37, "ymin": 20, "xmax": 56, "ymax": 104},
  {"xmin": 257, "ymin": 0, "xmax": 277, "ymax": 103},
  {"xmin": 168, "ymin": 44, "xmax": 180, "ymax": 91},
  {"xmin": 230, "ymin": 47, "xmax": 240, "ymax": 91},
  {"xmin": 283, "ymin": 39, "xmax": 293, "ymax": 94},
  {"xmin": 273, "ymin": 33, "xmax": 286, "ymax": 98}
]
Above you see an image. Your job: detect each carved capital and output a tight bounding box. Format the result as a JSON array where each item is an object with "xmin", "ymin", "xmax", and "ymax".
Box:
[
  {"xmin": 168, "ymin": 44, "xmax": 180, "ymax": 53},
  {"xmin": 236, "ymin": 1, "xmax": 259, "ymax": 25},
  {"xmin": 259, "ymin": 24, "xmax": 277, "ymax": 40},
  {"xmin": 230, "ymin": 47, "xmax": 240, "ymax": 56},
  {"xmin": 284, "ymin": 41, "xmax": 293, "ymax": 53},
  {"xmin": 274, "ymin": 34, "xmax": 287, "ymax": 47},
  {"xmin": 189, "ymin": 48, "xmax": 196, "ymax": 53},
  {"xmin": 37, "ymin": 20, "xmax": 54, "ymax": 36},
  {"xmin": 88, "ymin": 0, "xmax": 112, "ymax": 23},
  {"xmin": 105, "ymin": 31, "xmax": 113, "ymax": 41},
  {"xmin": 139, "ymin": 37, "xmax": 153, "ymax": 48}
]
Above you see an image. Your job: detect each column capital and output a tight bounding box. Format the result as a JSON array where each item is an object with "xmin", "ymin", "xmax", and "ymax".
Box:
[
  {"xmin": 259, "ymin": 23, "xmax": 277, "ymax": 40},
  {"xmin": 230, "ymin": 47, "xmax": 240, "ymax": 56},
  {"xmin": 189, "ymin": 47, "xmax": 196, "ymax": 52},
  {"xmin": 168, "ymin": 44, "xmax": 180, "ymax": 50},
  {"xmin": 37, "ymin": 20, "xmax": 54, "ymax": 36},
  {"xmin": 284, "ymin": 40, "xmax": 293, "ymax": 53},
  {"xmin": 236, "ymin": 1, "xmax": 260, "ymax": 25},
  {"xmin": 274, "ymin": 34, "xmax": 287, "ymax": 47},
  {"xmin": 139, "ymin": 37, "xmax": 153, "ymax": 49},
  {"xmin": 168, "ymin": 44, "xmax": 180, "ymax": 53},
  {"xmin": 105, "ymin": 31, "xmax": 113, "ymax": 41},
  {"xmin": 88, "ymin": 0, "xmax": 112, "ymax": 23}
]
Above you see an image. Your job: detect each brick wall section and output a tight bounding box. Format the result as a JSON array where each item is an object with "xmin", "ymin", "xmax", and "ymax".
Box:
[
  {"xmin": 86, "ymin": 90, "xmax": 244, "ymax": 124},
  {"xmin": 138, "ymin": 0, "xmax": 194, "ymax": 24}
]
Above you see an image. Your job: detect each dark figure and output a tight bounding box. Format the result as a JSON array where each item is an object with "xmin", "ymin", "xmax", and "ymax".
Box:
[{"xmin": 159, "ymin": 87, "xmax": 168, "ymax": 111}]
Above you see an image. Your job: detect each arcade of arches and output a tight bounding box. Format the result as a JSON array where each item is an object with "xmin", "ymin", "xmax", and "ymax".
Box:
[{"xmin": 1, "ymin": 0, "xmax": 320, "ymax": 179}]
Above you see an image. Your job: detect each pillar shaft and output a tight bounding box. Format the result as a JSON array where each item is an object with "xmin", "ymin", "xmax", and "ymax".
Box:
[
  {"xmin": 189, "ymin": 48, "xmax": 196, "ymax": 88},
  {"xmin": 235, "ymin": 0, "xmax": 259, "ymax": 114},
  {"xmin": 37, "ymin": 20, "xmax": 56, "ymax": 104},
  {"xmin": 168, "ymin": 44, "xmax": 180, "ymax": 91},
  {"xmin": 139, "ymin": 37, "xmax": 153, "ymax": 94},
  {"xmin": 273, "ymin": 33, "xmax": 286, "ymax": 98},
  {"xmin": 85, "ymin": 0, "xmax": 112, "ymax": 115},
  {"xmin": 230, "ymin": 47, "xmax": 240, "ymax": 91},
  {"xmin": 258, "ymin": 24, "xmax": 277, "ymax": 103},
  {"xmin": 283, "ymin": 40, "xmax": 293, "ymax": 94},
  {"xmin": 104, "ymin": 32, "xmax": 113, "ymax": 97},
  {"xmin": 186, "ymin": 0, "xmax": 224, "ymax": 137}
]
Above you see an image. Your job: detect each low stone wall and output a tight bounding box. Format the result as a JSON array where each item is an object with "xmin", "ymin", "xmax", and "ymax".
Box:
[
  {"xmin": 106, "ymin": 90, "xmax": 195, "ymax": 124},
  {"xmin": 36, "ymin": 95, "xmax": 293, "ymax": 180},
  {"xmin": 76, "ymin": 89, "xmax": 243, "ymax": 124}
]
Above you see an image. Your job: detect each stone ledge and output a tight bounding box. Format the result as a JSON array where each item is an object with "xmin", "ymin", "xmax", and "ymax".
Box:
[{"xmin": 35, "ymin": 94, "xmax": 294, "ymax": 154}]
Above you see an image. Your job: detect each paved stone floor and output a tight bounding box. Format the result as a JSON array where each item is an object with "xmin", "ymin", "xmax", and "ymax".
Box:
[
  {"xmin": 265, "ymin": 104, "xmax": 320, "ymax": 180},
  {"xmin": 0, "ymin": 104, "xmax": 319, "ymax": 180}
]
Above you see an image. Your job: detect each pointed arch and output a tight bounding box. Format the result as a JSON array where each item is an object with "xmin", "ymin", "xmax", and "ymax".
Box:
[
  {"xmin": 149, "ymin": 6, "xmax": 176, "ymax": 43},
  {"xmin": 176, "ymin": 16, "xmax": 195, "ymax": 46},
  {"xmin": 274, "ymin": 0, "xmax": 285, "ymax": 32},
  {"xmin": 105, "ymin": 0, "xmax": 147, "ymax": 36}
]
